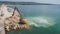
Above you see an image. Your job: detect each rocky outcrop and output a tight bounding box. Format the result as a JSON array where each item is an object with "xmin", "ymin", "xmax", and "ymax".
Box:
[{"xmin": 0, "ymin": 4, "xmax": 29, "ymax": 32}]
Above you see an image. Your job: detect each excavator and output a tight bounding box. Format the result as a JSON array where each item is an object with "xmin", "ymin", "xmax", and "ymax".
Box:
[{"xmin": 0, "ymin": 5, "xmax": 29, "ymax": 34}]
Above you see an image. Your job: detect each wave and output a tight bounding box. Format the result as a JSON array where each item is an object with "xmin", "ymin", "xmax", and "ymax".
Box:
[{"xmin": 26, "ymin": 16, "xmax": 56, "ymax": 28}]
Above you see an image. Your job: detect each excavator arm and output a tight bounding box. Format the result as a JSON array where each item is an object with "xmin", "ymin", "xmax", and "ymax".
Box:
[{"xmin": 12, "ymin": 6, "xmax": 23, "ymax": 18}]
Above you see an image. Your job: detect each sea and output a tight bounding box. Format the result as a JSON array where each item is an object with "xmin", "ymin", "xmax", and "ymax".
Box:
[{"xmin": 7, "ymin": 5, "xmax": 60, "ymax": 34}]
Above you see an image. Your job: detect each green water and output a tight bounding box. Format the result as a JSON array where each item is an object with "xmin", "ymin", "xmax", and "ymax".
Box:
[{"xmin": 7, "ymin": 5, "xmax": 60, "ymax": 34}]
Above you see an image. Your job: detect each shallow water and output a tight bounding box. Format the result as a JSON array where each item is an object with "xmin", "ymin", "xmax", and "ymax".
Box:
[{"xmin": 7, "ymin": 5, "xmax": 60, "ymax": 34}]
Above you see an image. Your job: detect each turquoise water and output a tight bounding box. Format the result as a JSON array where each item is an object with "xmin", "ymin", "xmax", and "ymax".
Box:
[{"xmin": 7, "ymin": 5, "xmax": 60, "ymax": 34}]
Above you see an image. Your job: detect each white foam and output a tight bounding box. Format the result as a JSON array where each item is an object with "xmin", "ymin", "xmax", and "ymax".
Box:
[{"xmin": 27, "ymin": 16, "xmax": 56, "ymax": 27}]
